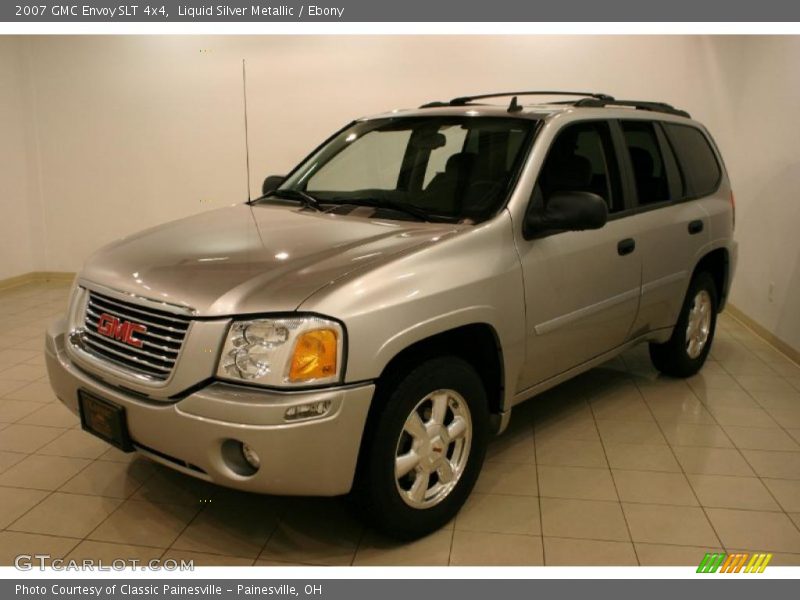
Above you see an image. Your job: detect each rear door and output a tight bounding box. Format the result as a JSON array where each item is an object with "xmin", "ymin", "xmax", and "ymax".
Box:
[
  {"xmin": 618, "ymin": 119, "xmax": 711, "ymax": 336},
  {"xmin": 516, "ymin": 120, "xmax": 642, "ymax": 389}
]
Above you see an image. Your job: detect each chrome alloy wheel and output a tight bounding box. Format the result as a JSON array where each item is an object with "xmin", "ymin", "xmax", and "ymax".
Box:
[
  {"xmin": 394, "ymin": 389, "xmax": 473, "ymax": 509},
  {"xmin": 686, "ymin": 289, "xmax": 713, "ymax": 359}
]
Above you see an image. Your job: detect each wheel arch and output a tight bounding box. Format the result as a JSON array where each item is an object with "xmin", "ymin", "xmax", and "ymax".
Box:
[
  {"xmin": 371, "ymin": 322, "xmax": 506, "ymax": 420},
  {"xmin": 692, "ymin": 247, "xmax": 730, "ymax": 311}
]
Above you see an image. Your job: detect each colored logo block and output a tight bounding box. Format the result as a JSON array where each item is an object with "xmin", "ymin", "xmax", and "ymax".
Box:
[{"xmin": 697, "ymin": 552, "xmax": 772, "ymax": 573}]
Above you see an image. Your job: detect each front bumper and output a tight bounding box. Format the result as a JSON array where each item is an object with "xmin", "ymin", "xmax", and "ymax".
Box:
[{"xmin": 45, "ymin": 317, "xmax": 374, "ymax": 496}]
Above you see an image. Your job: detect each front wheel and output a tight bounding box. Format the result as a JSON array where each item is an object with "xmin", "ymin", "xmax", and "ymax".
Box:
[
  {"xmin": 649, "ymin": 271, "xmax": 718, "ymax": 377},
  {"xmin": 353, "ymin": 356, "xmax": 489, "ymax": 540}
]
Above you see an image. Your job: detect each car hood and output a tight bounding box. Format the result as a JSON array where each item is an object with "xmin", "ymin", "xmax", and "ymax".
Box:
[{"xmin": 79, "ymin": 204, "xmax": 460, "ymax": 317}]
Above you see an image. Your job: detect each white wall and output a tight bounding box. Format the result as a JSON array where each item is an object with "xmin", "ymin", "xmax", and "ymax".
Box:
[
  {"xmin": 3, "ymin": 35, "xmax": 799, "ymax": 351},
  {"xmin": 716, "ymin": 37, "xmax": 800, "ymax": 353},
  {"xmin": 19, "ymin": 35, "xmax": 735, "ymax": 272},
  {"xmin": 0, "ymin": 38, "xmax": 44, "ymax": 280}
]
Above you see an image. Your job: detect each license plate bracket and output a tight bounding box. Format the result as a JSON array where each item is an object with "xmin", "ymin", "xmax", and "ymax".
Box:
[{"xmin": 78, "ymin": 390, "xmax": 134, "ymax": 452}]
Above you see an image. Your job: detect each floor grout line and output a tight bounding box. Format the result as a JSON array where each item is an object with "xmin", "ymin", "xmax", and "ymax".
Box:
[{"xmin": 584, "ymin": 373, "xmax": 641, "ymax": 566}]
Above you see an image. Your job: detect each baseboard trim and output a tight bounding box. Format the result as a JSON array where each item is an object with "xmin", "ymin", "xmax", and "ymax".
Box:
[
  {"xmin": 726, "ymin": 303, "xmax": 800, "ymax": 367},
  {"xmin": 0, "ymin": 271, "xmax": 75, "ymax": 291}
]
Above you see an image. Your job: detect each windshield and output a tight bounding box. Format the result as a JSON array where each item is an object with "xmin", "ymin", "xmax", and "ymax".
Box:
[{"xmin": 278, "ymin": 116, "xmax": 537, "ymax": 222}]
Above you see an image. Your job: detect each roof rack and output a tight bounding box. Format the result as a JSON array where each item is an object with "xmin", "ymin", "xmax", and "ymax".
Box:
[
  {"xmin": 419, "ymin": 91, "xmax": 612, "ymax": 110},
  {"xmin": 573, "ymin": 97, "xmax": 691, "ymax": 118},
  {"xmin": 418, "ymin": 91, "xmax": 691, "ymax": 118}
]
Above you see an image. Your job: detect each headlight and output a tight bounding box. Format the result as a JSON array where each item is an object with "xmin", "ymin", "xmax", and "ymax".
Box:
[{"xmin": 217, "ymin": 317, "xmax": 344, "ymax": 387}]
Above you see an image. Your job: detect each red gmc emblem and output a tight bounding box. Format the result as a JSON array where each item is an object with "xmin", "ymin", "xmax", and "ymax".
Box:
[{"xmin": 96, "ymin": 313, "xmax": 147, "ymax": 348}]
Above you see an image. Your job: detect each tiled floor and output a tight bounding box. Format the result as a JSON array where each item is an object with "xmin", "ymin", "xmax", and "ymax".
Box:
[{"xmin": 2, "ymin": 281, "xmax": 800, "ymax": 566}]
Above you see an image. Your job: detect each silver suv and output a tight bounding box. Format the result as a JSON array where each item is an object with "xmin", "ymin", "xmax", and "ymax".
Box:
[{"xmin": 45, "ymin": 92, "xmax": 736, "ymax": 539}]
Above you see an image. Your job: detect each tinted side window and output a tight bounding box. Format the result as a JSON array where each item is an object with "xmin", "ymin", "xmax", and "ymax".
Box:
[
  {"xmin": 621, "ymin": 121, "xmax": 670, "ymax": 205},
  {"xmin": 533, "ymin": 121, "xmax": 624, "ymax": 214},
  {"xmin": 663, "ymin": 124, "xmax": 722, "ymax": 198}
]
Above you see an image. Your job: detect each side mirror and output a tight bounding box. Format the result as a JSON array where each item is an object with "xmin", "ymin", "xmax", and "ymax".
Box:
[
  {"xmin": 262, "ymin": 175, "xmax": 285, "ymax": 196},
  {"xmin": 526, "ymin": 191, "xmax": 608, "ymax": 234}
]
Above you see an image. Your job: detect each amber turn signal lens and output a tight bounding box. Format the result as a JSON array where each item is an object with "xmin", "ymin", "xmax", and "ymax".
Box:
[{"xmin": 288, "ymin": 328, "xmax": 338, "ymax": 382}]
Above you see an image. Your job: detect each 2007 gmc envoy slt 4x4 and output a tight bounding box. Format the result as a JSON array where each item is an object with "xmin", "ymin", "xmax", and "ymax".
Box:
[{"xmin": 46, "ymin": 92, "xmax": 736, "ymax": 539}]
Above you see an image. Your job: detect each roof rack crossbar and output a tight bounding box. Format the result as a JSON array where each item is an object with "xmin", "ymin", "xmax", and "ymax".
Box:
[
  {"xmin": 418, "ymin": 91, "xmax": 614, "ymax": 109},
  {"xmin": 574, "ymin": 97, "xmax": 690, "ymax": 118},
  {"xmin": 447, "ymin": 91, "xmax": 614, "ymax": 106}
]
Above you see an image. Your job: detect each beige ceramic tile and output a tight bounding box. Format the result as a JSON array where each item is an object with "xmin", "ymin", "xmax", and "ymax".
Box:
[
  {"xmin": 171, "ymin": 498, "xmax": 282, "ymax": 559},
  {"xmin": 473, "ymin": 461, "xmax": 538, "ymax": 496},
  {"xmin": 635, "ymin": 543, "xmax": 724, "ymax": 566},
  {"xmin": 604, "ymin": 443, "xmax": 681, "ymax": 472},
  {"xmin": 535, "ymin": 437, "xmax": 607, "ymax": 469},
  {"xmin": 59, "ymin": 459, "xmax": 155, "ymax": 498},
  {"xmin": 89, "ymin": 499, "xmax": 200, "ymax": 547},
  {"xmin": 613, "ymin": 470, "xmax": 698, "ymax": 506},
  {"xmin": 0, "ymin": 424, "xmax": 65, "ymax": 452},
  {"xmin": 485, "ymin": 428, "xmax": 536, "ymax": 464},
  {"xmin": 0, "ymin": 399, "xmax": 42, "ymax": 423},
  {"xmin": 37, "ymin": 429, "xmax": 110, "ymax": 459},
  {"xmin": 687, "ymin": 474, "xmax": 780, "ymax": 511},
  {"xmin": 622, "ymin": 503, "xmax": 720, "ymax": 547},
  {"xmin": 540, "ymin": 497, "xmax": 630, "ymax": 542},
  {"xmin": 2, "ymin": 381, "xmax": 57, "ymax": 403},
  {"xmin": 672, "ymin": 447, "xmax": 754, "ymax": 476},
  {"xmin": 0, "ymin": 531, "xmax": 79, "ymax": 566},
  {"xmin": 9, "ymin": 492, "xmax": 122, "ymax": 538},
  {"xmin": 259, "ymin": 499, "xmax": 363, "ymax": 566},
  {"xmin": 454, "ymin": 493, "xmax": 540, "ymax": 535},
  {"xmin": 353, "ymin": 529, "xmax": 453, "ymax": 566},
  {"xmin": 0, "ymin": 486, "xmax": 48, "ymax": 528},
  {"xmin": 67, "ymin": 540, "xmax": 166, "ymax": 563},
  {"xmin": 449, "ymin": 530, "xmax": 542, "ymax": 566},
  {"xmin": 762, "ymin": 478, "xmax": 800, "ymax": 513},
  {"xmin": 18, "ymin": 402, "xmax": 77, "ymax": 428},
  {"xmin": 596, "ymin": 420, "xmax": 666, "ymax": 445},
  {"xmin": 0, "ymin": 451, "xmax": 26, "ymax": 474},
  {"xmin": 538, "ymin": 465, "xmax": 617, "ymax": 501},
  {"xmin": 660, "ymin": 423, "xmax": 733, "ymax": 448},
  {"xmin": 706, "ymin": 508, "xmax": 800, "ymax": 553},
  {"xmin": 544, "ymin": 537, "xmax": 637, "ymax": 566},
  {"xmin": 0, "ymin": 454, "xmax": 91, "ymax": 490},
  {"xmin": 162, "ymin": 549, "xmax": 253, "ymax": 566},
  {"xmin": 741, "ymin": 449, "xmax": 800, "ymax": 479},
  {"xmin": 723, "ymin": 426, "xmax": 800, "ymax": 451}
]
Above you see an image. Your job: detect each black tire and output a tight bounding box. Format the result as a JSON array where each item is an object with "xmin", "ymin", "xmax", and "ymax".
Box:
[
  {"xmin": 649, "ymin": 271, "xmax": 718, "ymax": 377},
  {"xmin": 353, "ymin": 356, "xmax": 489, "ymax": 540}
]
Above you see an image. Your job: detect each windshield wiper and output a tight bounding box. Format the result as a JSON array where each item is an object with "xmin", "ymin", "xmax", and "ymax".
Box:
[
  {"xmin": 252, "ymin": 189, "xmax": 322, "ymax": 211},
  {"xmin": 327, "ymin": 198, "xmax": 433, "ymax": 222}
]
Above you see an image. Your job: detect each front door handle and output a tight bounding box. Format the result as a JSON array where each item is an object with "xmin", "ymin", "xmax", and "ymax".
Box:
[
  {"xmin": 688, "ymin": 220, "xmax": 704, "ymax": 235},
  {"xmin": 617, "ymin": 238, "xmax": 636, "ymax": 256}
]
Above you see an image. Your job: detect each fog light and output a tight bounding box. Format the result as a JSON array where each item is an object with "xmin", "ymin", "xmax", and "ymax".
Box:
[
  {"xmin": 241, "ymin": 443, "xmax": 260, "ymax": 469},
  {"xmin": 285, "ymin": 400, "xmax": 332, "ymax": 421}
]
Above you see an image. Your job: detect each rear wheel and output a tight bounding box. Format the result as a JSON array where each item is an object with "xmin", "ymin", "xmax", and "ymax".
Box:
[
  {"xmin": 649, "ymin": 271, "xmax": 718, "ymax": 377},
  {"xmin": 354, "ymin": 356, "xmax": 489, "ymax": 540}
]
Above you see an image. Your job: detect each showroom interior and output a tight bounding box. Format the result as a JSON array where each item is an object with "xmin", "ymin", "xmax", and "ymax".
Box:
[{"xmin": 1, "ymin": 35, "xmax": 800, "ymax": 566}]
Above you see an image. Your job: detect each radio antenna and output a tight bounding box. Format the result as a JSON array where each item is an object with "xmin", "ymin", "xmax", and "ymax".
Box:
[{"xmin": 242, "ymin": 58, "xmax": 252, "ymax": 202}]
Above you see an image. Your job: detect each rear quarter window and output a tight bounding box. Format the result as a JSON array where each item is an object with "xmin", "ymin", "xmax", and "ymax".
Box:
[{"xmin": 663, "ymin": 123, "xmax": 722, "ymax": 199}]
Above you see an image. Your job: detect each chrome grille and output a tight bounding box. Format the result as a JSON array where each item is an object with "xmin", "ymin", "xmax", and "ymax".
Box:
[{"xmin": 80, "ymin": 291, "xmax": 191, "ymax": 381}]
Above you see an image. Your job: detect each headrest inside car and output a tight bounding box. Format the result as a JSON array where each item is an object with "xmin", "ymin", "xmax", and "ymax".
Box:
[{"xmin": 547, "ymin": 154, "xmax": 593, "ymax": 191}]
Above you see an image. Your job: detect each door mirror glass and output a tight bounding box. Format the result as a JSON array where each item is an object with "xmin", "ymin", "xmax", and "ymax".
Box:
[
  {"xmin": 526, "ymin": 191, "xmax": 608, "ymax": 233},
  {"xmin": 262, "ymin": 175, "xmax": 285, "ymax": 196}
]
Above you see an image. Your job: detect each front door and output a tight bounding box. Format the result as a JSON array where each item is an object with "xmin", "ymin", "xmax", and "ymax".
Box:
[{"xmin": 516, "ymin": 120, "xmax": 642, "ymax": 390}]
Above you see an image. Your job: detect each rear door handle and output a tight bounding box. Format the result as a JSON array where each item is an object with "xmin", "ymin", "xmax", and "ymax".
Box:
[
  {"xmin": 688, "ymin": 220, "xmax": 704, "ymax": 235},
  {"xmin": 617, "ymin": 238, "xmax": 636, "ymax": 256}
]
